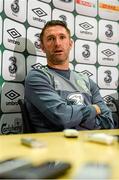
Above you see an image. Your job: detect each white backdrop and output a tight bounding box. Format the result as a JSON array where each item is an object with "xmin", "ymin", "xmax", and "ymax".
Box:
[{"xmin": 0, "ymin": 0, "xmax": 119, "ymax": 134}]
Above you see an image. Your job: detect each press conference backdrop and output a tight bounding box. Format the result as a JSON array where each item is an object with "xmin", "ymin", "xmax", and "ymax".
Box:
[{"xmin": 0, "ymin": 0, "xmax": 119, "ymax": 134}]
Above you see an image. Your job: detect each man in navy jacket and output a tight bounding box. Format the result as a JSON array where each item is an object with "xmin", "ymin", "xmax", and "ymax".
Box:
[{"xmin": 25, "ymin": 20, "xmax": 114, "ymax": 132}]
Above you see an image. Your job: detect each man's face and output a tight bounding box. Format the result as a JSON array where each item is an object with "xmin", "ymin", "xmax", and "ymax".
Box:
[{"xmin": 40, "ymin": 25, "xmax": 72, "ymax": 65}]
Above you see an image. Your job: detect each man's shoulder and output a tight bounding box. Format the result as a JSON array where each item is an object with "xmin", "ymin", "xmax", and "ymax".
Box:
[
  {"xmin": 73, "ymin": 70, "xmax": 98, "ymax": 89},
  {"xmin": 31, "ymin": 63, "xmax": 47, "ymax": 72},
  {"xmin": 27, "ymin": 64, "xmax": 49, "ymax": 76},
  {"xmin": 71, "ymin": 70, "xmax": 89, "ymax": 82},
  {"xmin": 25, "ymin": 64, "xmax": 53, "ymax": 84}
]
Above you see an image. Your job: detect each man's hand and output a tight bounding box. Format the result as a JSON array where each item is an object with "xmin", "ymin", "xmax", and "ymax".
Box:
[{"xmin": 92, "ymin": 104, "xmax": 101, "ymax": 115}]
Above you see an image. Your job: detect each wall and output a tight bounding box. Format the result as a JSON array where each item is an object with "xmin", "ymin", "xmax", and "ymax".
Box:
[{"xmin": 0, "ymin": 0, "xmax": 119, "ymax": 134}]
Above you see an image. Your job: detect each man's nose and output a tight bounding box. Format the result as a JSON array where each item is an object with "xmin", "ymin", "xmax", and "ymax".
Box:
[{"xmin": 55, "ymin": 38, "xmax": 61, "ymax": 46}]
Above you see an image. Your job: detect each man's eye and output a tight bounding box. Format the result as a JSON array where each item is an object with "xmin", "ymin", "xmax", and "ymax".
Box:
[
  {"xmin": 48, "ymin": 37, "xmax": 54, "ymax": 41},
  {"xmin": 60, "ymin": 36, "xmax": 66, "ymax": 39}
]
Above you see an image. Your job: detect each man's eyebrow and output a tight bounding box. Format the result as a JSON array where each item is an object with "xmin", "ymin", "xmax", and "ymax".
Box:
[
  {"xmin": 46, "ymin": 35, "xmax": 54, "ymax": 39},
  {"xmin": 47, "ymin": 33, "xmax": 66, "ymax": 37}
]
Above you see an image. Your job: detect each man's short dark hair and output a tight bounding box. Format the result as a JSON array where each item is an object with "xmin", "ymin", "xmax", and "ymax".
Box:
[{"xmin": 40, "ymin": 20, "xmax": 71, "ymax": 43}]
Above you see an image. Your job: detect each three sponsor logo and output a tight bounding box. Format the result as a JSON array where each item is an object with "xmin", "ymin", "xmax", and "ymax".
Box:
[
  {"xmin": 34, "ymin": 33, "xmax": 41, "ymax": 49},
  {"xmin": 104, "ymin": 70, "xmax": 112, "ymax": 84},
  {"xmin": 11, "ymin": 0, "xmax": 19, "ymax": 14},
  {"xmin": 59, "ymin": 15, "xmax": 67, "ymax": 23},
  {"xmin": 82, "ymin": 44, "xmax": 90, "ymax": 58},
  {"xmin": 105, "ymin": 24, "xmax": 113, "ymax": 38},
  {"xmin": 8, "ymin": 56, "xmax": 17, "ymax": 75}
]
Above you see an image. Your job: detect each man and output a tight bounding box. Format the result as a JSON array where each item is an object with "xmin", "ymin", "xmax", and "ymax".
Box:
[{"xmin": 25, "ymin": 20, "xmax": 114, "ymax": 132}]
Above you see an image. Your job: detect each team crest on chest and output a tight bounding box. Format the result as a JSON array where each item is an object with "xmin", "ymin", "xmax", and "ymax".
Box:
[{"xmin": 67, "ymin": 93, "xmax": 84, "ymax": 105}]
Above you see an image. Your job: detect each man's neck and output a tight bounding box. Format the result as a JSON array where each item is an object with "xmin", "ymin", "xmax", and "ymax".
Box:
[
  {"xmin": 47, "ymin": 63, "xmax": 69, "ymax": 70},
  {"xmin": 47, "ymin": 65, "xmax": 71, "ymax": 80}
]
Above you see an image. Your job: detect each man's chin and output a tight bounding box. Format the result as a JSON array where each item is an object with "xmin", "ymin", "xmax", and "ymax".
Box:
[{"xmin": 52, "ymin": 59, "xmax": 65, "ymax": 65}]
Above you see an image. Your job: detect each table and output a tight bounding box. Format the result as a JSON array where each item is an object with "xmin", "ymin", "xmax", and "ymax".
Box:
[{"xmin": 0, "ymin": 129, "xmax": 119, "ymax": 179}]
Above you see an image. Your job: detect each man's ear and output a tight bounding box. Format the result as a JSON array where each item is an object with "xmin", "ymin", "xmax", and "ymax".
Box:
[
  {"xmin": 40, "ymin": 43, "xmax": 45, "ymax": 53},
  {"xmin": 69, "ymin": 39, "xmax": 73, "ymax": 49}
]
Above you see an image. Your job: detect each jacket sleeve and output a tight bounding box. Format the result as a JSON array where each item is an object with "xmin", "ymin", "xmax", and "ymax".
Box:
[
  {"xmin": 80, "ymin": 79, "xmax": 114, "ymax": 129},
  {"xmin": 25, "ymin": 70, "xmax": 114, "ymax": 130}
]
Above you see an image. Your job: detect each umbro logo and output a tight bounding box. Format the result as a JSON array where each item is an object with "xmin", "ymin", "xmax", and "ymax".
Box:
[
  {"xmin": 79, "ymin": 22, "xmax": 94, "ymax": 30},
  {"xmin": 31, "ymin": 63, "xmax": 42, "ymax": 69},
  {"xmin": 80, "ymin": 70, "xmax": 93, "ymax": 77},
  {"xmin": 32, "ymin": 8, "xmax": 47, "ymax": 17},
  {"xmin": 103, "ymin": 95, "xmax": 113, "ymax": 104},
  {"xmin": 5, "ymin": 90, "xmax": 20, "ymax": 100},
  {"xmin": 7, "ymin": 28, "xmax": 21, "ymax": 39},
  {"xmin": 101, "ymin": 49, "xmax": 115, "ymax": 57}
]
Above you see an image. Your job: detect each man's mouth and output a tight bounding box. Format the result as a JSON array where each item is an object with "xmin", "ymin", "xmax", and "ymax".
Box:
[{"xmin": 54, "ymin": 50, "xmax": 63, "ymax": 54}]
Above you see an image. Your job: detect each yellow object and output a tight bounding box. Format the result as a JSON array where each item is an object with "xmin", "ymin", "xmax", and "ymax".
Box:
[{"xmin": 0, "ymin": 129, "xmax": 119, "ymax": 179}]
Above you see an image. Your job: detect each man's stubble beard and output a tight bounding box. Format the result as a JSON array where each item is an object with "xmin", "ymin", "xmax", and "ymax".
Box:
[{"xmin": 47, "ymin": 54, "xmax": 69, "ymax": 65}]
